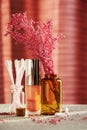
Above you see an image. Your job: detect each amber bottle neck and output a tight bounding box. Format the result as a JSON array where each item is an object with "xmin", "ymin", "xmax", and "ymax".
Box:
[{"xmin": 45, "ymin": 74, "xmax": 57, "ymax": 79}]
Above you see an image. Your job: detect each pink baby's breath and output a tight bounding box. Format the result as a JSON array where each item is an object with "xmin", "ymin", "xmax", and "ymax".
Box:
[{"xmin": 6, "ymin": 12, "xmax": 64, "ymax": 74}]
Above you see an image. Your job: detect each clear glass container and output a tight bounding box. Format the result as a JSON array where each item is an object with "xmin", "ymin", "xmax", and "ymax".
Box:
[
  {"xmin": 10, "ymin": 84, "xmax": 25, "ymax": 116},
  {"xmin": 10, "ymin": 85, "xmax": 24, "ymax": 105},
  {"xmin": 25, "ymin": 59, "xmax": 41, "ymax": 116},
  {"xmin": 41, "ymin": 74, "xmax": 62, "ymax": 115}
]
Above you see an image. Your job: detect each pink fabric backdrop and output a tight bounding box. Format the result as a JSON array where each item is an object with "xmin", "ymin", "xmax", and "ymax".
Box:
[{"xmin": 0, "ymin": 0, "xmax": 87, "ymax": 103}]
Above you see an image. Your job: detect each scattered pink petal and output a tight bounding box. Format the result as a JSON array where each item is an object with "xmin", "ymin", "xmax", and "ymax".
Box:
[
  {"xmin": 49, "ymin": 118, "xmax": 57, "ymax": 124},
  {"xmin": 36, "ymin": 120, "xmax": 43, "ymax": 123},
  {"xmin": 0, "ymin": 112, "xmax": 14, "ymax": 115},
  {"xmin": 0, "ymin": 119, "xmax": 5, "ymax": 123},
  {"xmin": 70, "ymin": 118, "xmax": 74, "ymax": 121},
  {"xmin": 82, "ymin": 116, "xmax": 87, "ymax": 120}
]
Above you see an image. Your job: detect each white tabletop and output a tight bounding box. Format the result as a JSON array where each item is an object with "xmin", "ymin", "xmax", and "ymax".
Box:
[{"xmin": 0, "ymin": 104, "xmax": 87, "ymax": 130}]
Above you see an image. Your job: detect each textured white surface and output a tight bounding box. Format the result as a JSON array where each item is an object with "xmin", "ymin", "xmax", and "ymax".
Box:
[{"xmin": 0, "ymin": 104, "xmax": 87, "ymax": 130}]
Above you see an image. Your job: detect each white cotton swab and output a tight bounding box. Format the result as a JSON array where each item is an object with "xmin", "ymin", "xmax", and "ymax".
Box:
[{"xmin": 5, "ymin": 60, "xmax": 14, "ymax": 85}]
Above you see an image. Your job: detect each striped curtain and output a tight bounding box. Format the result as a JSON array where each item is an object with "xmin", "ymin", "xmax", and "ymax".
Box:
[
  {"xmin": 0, "ymin": 0, "xmax": 87, "ymax": 103},
  {"xmin": 58, "ymin": 0, "xmax": 87, "ymax": 103}
]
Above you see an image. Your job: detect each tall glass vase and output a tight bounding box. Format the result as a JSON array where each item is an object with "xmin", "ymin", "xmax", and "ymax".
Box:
[{"xmin": 41, "ymin": 74, "xmax": 62, "ymax": 115}]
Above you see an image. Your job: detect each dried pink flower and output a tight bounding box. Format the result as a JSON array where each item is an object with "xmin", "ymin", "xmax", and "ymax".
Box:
[{"xmin": 6, "ymin": 12, "xmax": 64, "ymax": 74}]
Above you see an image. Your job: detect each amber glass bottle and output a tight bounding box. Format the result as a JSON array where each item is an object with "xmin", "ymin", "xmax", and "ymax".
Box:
[{"xmin": 41, "ymin": 74, "xmax": 62, "ymax": 115}]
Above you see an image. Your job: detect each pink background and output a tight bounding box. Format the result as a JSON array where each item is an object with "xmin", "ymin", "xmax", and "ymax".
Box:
[{"xmin": 0, "ymin": 0, "xmax": 87, "ymax": 104}]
